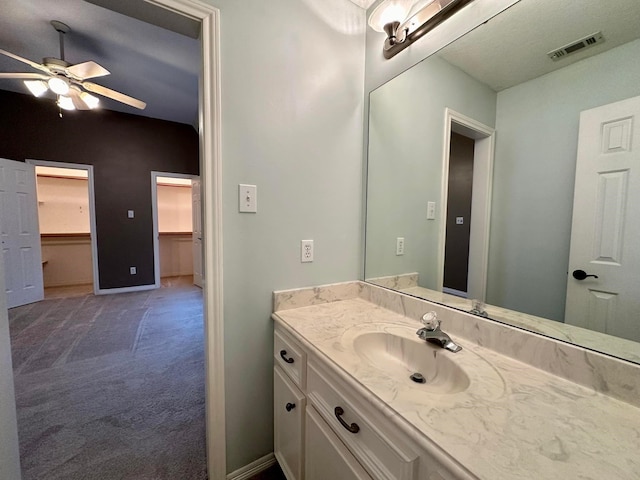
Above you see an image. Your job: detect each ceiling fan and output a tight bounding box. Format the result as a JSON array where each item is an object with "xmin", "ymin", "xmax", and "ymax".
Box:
[{"xmin": 0, "ymin": 20, "xmax": 146, "ymax": 113}]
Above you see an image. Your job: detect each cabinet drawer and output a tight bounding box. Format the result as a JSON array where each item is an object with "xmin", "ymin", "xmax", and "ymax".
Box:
[
  {"xmin": 274, "ymin": 329, "xmax": 306, "ymax": 389},
  {"xmin": 307, "ymin": 360, "xmax": 418, "ymax": 480},
  {"xmin": 306, "ymin": 405, "xmax": 373, "ymax": 480},
  {"xmin": 274, "ymin": 366, "xmax": 306, "ymax": 480}
]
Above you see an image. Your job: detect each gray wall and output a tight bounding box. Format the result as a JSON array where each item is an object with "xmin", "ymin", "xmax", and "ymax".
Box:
[
  {"xmin": 209, "ymin": 0, "xmax": 366, "ymax": 472},
  {"xmin": 366, "ymin": 55, "xmax": 496, "ymax": 288},
  {"xmin": 487, "ymin": 38, "xmax": 640, "ymax": 320}
]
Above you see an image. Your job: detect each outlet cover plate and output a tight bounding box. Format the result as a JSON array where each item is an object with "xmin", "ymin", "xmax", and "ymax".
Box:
[{"xmin": 301, "ymin": 240, "xmax": 314, "ymax": 263}]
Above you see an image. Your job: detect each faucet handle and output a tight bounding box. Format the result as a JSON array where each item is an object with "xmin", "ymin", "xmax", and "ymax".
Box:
[{"xmin": 421, "ymin": 311, "xmax": 440, "ymax": 331}]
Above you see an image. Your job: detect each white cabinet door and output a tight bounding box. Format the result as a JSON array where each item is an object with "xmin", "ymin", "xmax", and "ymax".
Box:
[
  {"xmin": 565, "ymin": 95, "xmax": 640, "ymax": 341},
  {"xmin": 274, "ymin": 366, "xmax": 305, "ymax": 480},
  {"xmin": 191, "ymin": 177, "xmax": 203, "ymax": 288},
  {"xmin": 305, "ymin": 406, "xmax": 373, "ymax": 480},
  {"xmin": 0, "ymin": 158, "xmax": 44, "ymax": 308}
]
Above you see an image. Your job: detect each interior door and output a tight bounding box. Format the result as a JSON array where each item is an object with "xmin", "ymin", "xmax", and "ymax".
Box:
[
  {"xmin": 565, "ymin": 95, "xmax": 640, "ymax": 342},
  {"xmin": 192, "ymin": 178, "xmax": 203, "ymax": 288},
  {"xmin": 0, "ymin": 158, "xmax": 44, "ymax": 308}
]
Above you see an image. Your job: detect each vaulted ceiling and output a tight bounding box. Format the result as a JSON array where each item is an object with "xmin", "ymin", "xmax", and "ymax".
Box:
[{"xmin": 0, "ymin": 0, "xmax": 200, "ymax": 125}]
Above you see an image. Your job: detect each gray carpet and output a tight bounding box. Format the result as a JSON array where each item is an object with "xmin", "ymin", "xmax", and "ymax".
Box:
[{"xmin": 8, "ymin": 278, "xmax": 207, "ymax": 480}]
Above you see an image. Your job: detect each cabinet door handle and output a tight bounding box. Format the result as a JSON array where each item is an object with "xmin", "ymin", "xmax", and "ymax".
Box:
[
  {"xmin": 279, "ymin": 350, "xmax": 294, "ymax": 364},
  {"xmin": 334, "ymin": 406, "xmax": 360, "ymax": 434},
  {"xmin": 285, "ymin": 402, "xmax": 296, "ymax": 412}
]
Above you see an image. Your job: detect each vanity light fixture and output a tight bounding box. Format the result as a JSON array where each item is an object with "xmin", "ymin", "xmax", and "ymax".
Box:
[{"xmin": 369, "ymin": 0, "xmax": 476, "ymax": 59}]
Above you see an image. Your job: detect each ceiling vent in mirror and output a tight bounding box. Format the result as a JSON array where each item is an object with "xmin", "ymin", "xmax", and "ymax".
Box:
[{"xmin": 547, "ymin": 32, "xmax": 604, "ymax": 61}]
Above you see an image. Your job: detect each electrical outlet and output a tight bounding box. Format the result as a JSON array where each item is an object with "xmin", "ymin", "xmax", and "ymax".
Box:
[
  {"xmin": 427, "ymin": 201, "xmax": 436, "ymax": 220},
  {"xmin": 128, "ymin": 210, "xmax": 135, "ymax": 219},
  {"xmin": 301, "ymin": 240, "xmax": 314, "ymax": 263},
  {"xmin": 130, "ymin": 266, "xmax": 137, "ymax": 275},
  {"xmin": 396, "ymin": 237, "xmax": 405, "ymax": 256}
]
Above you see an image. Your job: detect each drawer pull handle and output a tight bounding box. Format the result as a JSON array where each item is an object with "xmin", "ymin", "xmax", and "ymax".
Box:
[
  {"xmin": 279, "ymin": 350, "xmax": 294, "ymax": 364},
  {"xmin": 334, "ymin": 406, "xmax": 360, "ymax": 434},
  {"xmin": 285, "ymin": 402, "xmax": 296, "ymax": 412}
]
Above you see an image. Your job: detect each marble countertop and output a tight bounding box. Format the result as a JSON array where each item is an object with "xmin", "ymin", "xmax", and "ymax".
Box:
[
  {"xmin": 399, "ymin": 285, "xmax": 640, "ymax": 364},
  {"xmin": 273, "ymin": 297, "xmax": 640, "ymax": 480}
]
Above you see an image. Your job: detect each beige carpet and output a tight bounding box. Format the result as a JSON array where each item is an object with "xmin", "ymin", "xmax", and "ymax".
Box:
[{"xmin": 8, "ymin": 277, "xmax": 207, "ymax": 480}]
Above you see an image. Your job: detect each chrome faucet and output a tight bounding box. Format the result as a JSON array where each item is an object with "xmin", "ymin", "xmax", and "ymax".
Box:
[{"xmin": 416, "ymin": 312, "xmax": 462, "ymax": 353}]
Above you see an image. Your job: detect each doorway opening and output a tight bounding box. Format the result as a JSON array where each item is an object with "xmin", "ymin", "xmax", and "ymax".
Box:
[
  {"xmin": 443, "ymin": 132, "xmax": 475, "ymax": 298},
  {"xmin": 0, "ymin": 2, "xmax": 223, "ymax": 479},
  {"xmin": 151, "ymin": 172, "xmax": 202, "ymax": 289},
  {"xmin": 30, "ymin": 161, "xmax": 99, "ymax": 298},
  {"xmin": 438, "ymin": 108, "xmax": 495, "ymax": 302}
]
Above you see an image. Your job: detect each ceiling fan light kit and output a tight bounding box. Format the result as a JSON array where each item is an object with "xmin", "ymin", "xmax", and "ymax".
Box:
[
  {"xmin": 0, "ymin": 20, "xmax": 145, "ymax": 116},
  {"xmin": 24, "ymin": 79, "xmax": 48, "ymax": 97}
]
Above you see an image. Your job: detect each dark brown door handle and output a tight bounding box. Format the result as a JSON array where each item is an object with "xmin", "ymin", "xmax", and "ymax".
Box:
[{"xmin": 572, "ymin": 269, "xmax": 598, "ymax": 280}]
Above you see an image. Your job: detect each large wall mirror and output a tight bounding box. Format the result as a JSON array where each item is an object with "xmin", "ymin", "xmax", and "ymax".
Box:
[{"xmin": 365, "ymin": 0, "xmax": 640, "ymax": 364}]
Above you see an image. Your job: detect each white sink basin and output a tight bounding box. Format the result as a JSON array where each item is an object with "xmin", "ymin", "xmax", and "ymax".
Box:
[{"xmin": 353, "ymin": 331, "xmax": 470, "ymax": 394}]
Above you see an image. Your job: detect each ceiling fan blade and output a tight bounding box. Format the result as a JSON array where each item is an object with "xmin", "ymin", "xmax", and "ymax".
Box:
[
  {"xmin": 0, "ymin": 48, "xmax": 51, "ymax": 74},
  {"xmin": 66, "ymin": 61, "xmax": 110, "ymax": 80},
  {"xmin": 82, "ymin": 82, "xmax": 146, "ymax": 110},
  {"xmin": 68, "ymin": 88, "xmax": 90, "ymax": 110},
  {"xmin": 0, "ymin": 72, "xmax": 50, "ymax": 80}
]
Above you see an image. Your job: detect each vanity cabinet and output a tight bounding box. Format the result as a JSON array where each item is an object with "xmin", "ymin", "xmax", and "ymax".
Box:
[
  {"xmin": 274, "ymin": 330, "xmax": 307, "ymax": 480},
  {"xmin": 274, "ymin": 324, "xmax": 467, "ymax": 480},
  {"xmin": 305, "ymin": 405, "xmax": 373, "ymax": 480}
]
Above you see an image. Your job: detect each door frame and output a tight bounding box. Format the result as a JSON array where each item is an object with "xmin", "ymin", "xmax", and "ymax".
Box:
[
  {"xmin": 150, "ymin": 171, "xmax": 199, "ymax": 288},
  {"xmin": 145, "ymin": 2, "xmax": 225, "ymax": 478},
  {"xmin": 438, "ymin": 108, "xmax": 495, "ymax": 301},
  {"xmin": 3, "ymin": 2, "xmax": 225, "ymax": 480},
  {"xmin": 26, "ymin": 159, "xmax": 100, "ymax": 296}
]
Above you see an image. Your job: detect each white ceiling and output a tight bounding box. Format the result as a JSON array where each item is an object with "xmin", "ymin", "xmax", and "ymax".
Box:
[
  {"xmin": 0, "ymin": 0, "xmax": 200, "ymax": 125},
  {"xmin": 438, "ymin": 0, "xmax": 640, "ymax": 91},
  {"xmin": 348, "ymin": 0, "xmax": 377, "ymax": 8}
]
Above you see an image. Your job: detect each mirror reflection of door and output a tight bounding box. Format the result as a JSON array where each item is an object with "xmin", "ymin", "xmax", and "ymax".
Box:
[
  {"xmin": 565, "ymin": 95, "xmax": 640, "ymax": 342},
  {"xmin": 443, "ymin": 132, "xmax": 475, "ymax": 298}
]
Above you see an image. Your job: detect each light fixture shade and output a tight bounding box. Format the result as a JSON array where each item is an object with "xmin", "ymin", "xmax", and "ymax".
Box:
[
  {"xmin": 406, "ymin": 0, "xmax": 440, "ymax": 18},
  {"xmin": 24, "ymin": 80, "xmax": 48, "ymax": 97},
  {"xmin": 57, "ymin": 95, "xmax": 76, "ymax": 111},
  {"xmin": 48, "ymin": 76, "xmax": 70, "ymax": 95},
  {"xmin": 368, "ymin": 0, "xmax": 415, "ymax": 32},
  {"xmin": 80, "ymin": 92, "xmax": 100, "ymax": 109}
]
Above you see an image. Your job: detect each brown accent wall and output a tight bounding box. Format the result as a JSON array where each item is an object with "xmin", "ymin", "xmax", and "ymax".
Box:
[
  {"xmin": 444, "ymin": 132, "xmax": 474, "ymax": 293},
  {"xmin": 0, "ymin": 90, "xmax": 199, "ymax": 289}
]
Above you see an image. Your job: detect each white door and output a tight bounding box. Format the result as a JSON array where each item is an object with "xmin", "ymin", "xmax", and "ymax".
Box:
[
  {"xmin": 565, "ymin": 95, "xmax": 640, "ymax": 342},
  {"xmin": 0, "ymin": 158, "xmax": 44, "ymax": 308},
  {"xmin": 192, "ymin": 178, "xmax": 203, "ymax": 288}
]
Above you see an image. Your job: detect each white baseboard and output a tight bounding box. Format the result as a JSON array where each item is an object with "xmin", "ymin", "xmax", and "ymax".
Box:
[
  {"xmin": 96, "ymin": 283, "xmax": 158, "ymax": 295},
  {"xmin": 226, "ymin": 453, "xmax": 276, "ymax": 480}
]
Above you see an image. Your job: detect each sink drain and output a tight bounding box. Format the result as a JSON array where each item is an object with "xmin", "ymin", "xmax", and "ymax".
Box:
[{"xmin": 410, "ymin": 372, "xmax": 426, "ymax": 384}]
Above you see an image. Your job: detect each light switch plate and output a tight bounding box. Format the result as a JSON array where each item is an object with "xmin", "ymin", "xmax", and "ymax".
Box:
[
  {"xmin": 239, "ymin": 184, "xmax": 257, "ymax": 213},
  {"xmin": 128, "ymin": 210, "xmax": 134, "ymax": 218}
]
